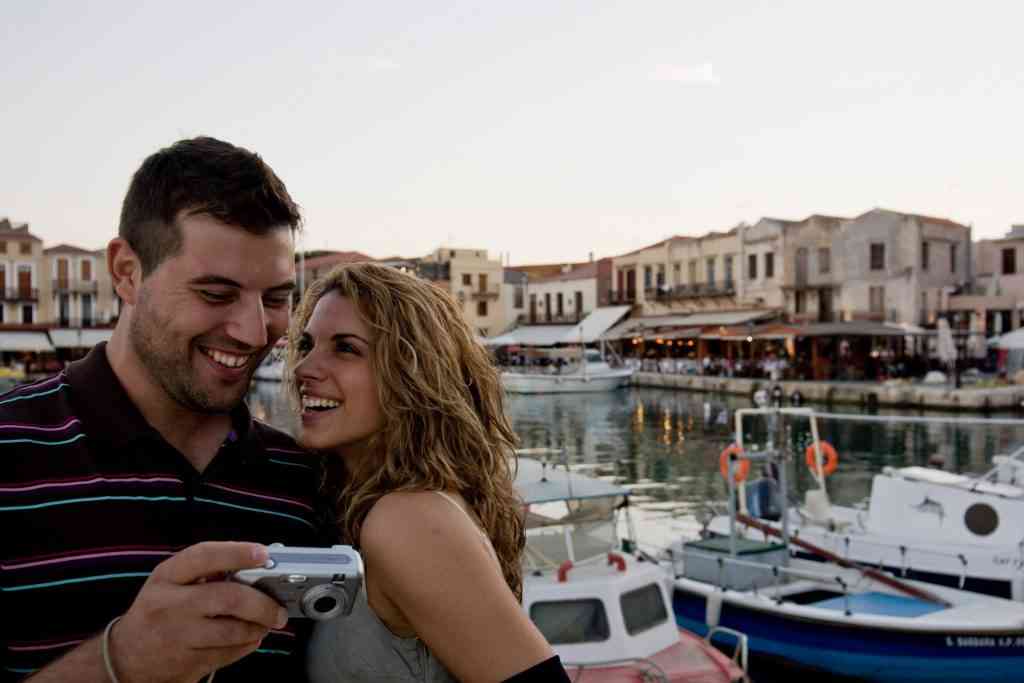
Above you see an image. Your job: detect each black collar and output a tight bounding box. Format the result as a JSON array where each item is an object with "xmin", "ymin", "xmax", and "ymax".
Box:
[{"xmin": 67, "ymin": 342, "xmax": 264, "ymax": 458}]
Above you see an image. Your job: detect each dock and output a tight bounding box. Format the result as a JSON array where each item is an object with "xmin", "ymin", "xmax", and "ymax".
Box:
[{"xmin": 631, "ymin": 372, "xmax": 1024, "ymax": 412}]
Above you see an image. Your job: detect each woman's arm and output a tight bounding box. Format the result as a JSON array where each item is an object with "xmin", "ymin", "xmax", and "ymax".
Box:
[{"xmin": 361, "ymin": 492, "xmax": 557, "ymax": 682}]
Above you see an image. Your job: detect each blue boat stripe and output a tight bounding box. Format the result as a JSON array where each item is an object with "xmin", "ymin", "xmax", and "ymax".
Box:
[
  {"xmin": 0, "ymin": 433, "xmax": 86, "ymax": 447},
  {"xmin": 0, "ymin": 495, "xmax": 187, "ymax": 512},
  {"xmin": 0, "ymin": 384, "xmax": 69, "ymax": 405},
  {"xmin": 3, "ymin": 572, "xmax": 151, "ymax": 592},
  {"xmin": 193, "ymin": 497, "xmax": 315, "ymax": 529},
  {"xmin": 268, "ymin": 458, "xmax": 313, "ymax": 470}
]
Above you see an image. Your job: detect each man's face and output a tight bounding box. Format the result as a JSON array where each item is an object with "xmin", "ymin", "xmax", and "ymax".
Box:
[{"xmin": 129, "ymin": 213, "xmax": 295, "ymax": 414}]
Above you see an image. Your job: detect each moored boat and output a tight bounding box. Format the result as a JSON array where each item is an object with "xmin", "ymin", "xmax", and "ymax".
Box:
[
  {"xmin": 516, "ymin": 451, "xmax": 747, "ymax": 682},
  {"xmin": 503, "ymin": 348, "xmax": 634, "ymax": 394},
  {"xmin": 673, "ymin": 407, "xmax": 1024, "ymax": 681}
]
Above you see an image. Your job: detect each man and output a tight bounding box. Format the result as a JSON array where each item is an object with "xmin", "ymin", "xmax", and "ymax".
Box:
[{"xmin": 0, "ymin": 138, "xmax": 324, "ymax": 682}]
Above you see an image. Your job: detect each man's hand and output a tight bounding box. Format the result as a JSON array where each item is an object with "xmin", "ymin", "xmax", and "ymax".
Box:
[{"xmin": 108, "ymin": 541, "xmax": 288, "ymax": 683}]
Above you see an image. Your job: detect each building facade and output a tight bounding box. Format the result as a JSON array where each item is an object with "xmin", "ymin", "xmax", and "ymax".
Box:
[
  {"xmin": 42, "ymin": 245, "xmax": 116, "ymax": 327},
  {"xmin": 0, "ymin": 220, "xmax": 45, "ymax": 325},
  {"xmin": 419, "ymin": 247, "xmax": 505, "ymax": 337}
]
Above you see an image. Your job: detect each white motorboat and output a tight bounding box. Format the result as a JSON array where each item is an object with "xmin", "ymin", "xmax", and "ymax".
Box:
[
  {"xmin": 515, "ymin": 450, "xmax": 747, "ymax": 682},
  {"xmin": 503, "ymin": 349, "xmax": 634, "ymax": 394},
  {"xmin": 253, "ymin": 347, "xmax": 285, "ymax": 382},
  {"xmin": 681, "ymin": 407, "xmax": 1024, "ymax": 681},
  {"xmin": 708, "ymin": 425, "xmax": 1024, "ymax": 602}
]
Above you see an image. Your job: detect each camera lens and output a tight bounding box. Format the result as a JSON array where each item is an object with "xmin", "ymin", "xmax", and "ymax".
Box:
[
  {"xmin": 301, "ymin": 583, "xmax": 347, "ymax": 621},
  {"xmin": 313, "ymin": 596, "xmax": 337, "ymax": 614}
]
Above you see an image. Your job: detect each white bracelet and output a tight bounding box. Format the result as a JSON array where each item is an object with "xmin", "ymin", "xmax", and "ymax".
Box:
[
  {"xmin": 101, "ymin": 614, "xmax": 216, "ymax": 683},
  {"xmin": 101, "ymin": 615, "xmax": 123, "ymax": 683}
]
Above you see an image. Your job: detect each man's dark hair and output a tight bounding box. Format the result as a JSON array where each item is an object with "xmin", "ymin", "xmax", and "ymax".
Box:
[{"xmin": 118, "ymin": 136, "xmax": 302, "ymax": 275}]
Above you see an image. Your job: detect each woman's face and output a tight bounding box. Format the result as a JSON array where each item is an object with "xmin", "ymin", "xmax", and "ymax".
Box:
[{"xmin": 294, "ymin": 291, "xmax": 384, "ymax": 458}]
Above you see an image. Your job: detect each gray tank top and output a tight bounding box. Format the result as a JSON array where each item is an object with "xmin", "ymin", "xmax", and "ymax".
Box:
[{"xmin": 307, "ymin": 492, "xmax": 495, "ymax": 683}]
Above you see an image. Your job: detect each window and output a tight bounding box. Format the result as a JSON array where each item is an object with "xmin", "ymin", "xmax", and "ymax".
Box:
[
  {"xmin": 479, "ymin": 273, "xmax": 488, "ymax": 291},
  {"xmin": 870, "ymin": 243, "xmax": 885, "ymax": 271},
  {"xmin": 544, "ymin": 293, "xmax": 551, "ymax": 321},
  {"xmin": 706, "ymin": 257, "xmax": 715, "ymax": 286},
  {"xmin": 921, "ymin": 241, "xmax": 930, "ymax": 271},
  {"xmin": 81, "ymin": 259, "xmax": 92, "ymax": 281},
  {"xmin": 819, "ymin": 248, "xmax": 830, "ymax": 274},
  {"xmin": 748, "ymin": 254, "xmax": 758, "ymax": 280},
  {"xmin": 0, "ymin": 305, "xmax": 4, "ymax": 323},
  {"xmin": 19, "ymin": 242, "xmax": 30, "ymax": 255},
  {"xmin": 869, "ymin": 286, "xmax": 885, "ymax": 313},
  {"xmin": 765, "ymin": 252, "xmax": 775, "ymax": 279},
  {"xmin": 574, "ymin": 291, "xmax": 583, "ymax": 316},
  {"xmin": 21, "ymin": 304, "xmax": 33, "ymax": 324},
  {"xmin": 556, "ymin": 293, "xmax": 564, "ymax": 317},
  {"xmin": 643, "ymin": 266, "xmax": 652, "ymax": 288},
  {"xmin": 672, "ymin": 262, "xmax": 681, "ymax": 284},
  {"xmin": 513, "ymin": 286, "xmax": 524, "ymax": 309},
  {"xmin": 724, "ymin": 255, "xmax": 734, "ymax": 285},
  {"xmin": 476, "ymin": 300, "xmax": 487, "ymax": 317},
  {"xmin": 461, "ymin": 273, "xmax": 471, "ymax": 286},
  {"xmin": 0, "ymin": 241, "xmax": 6, "ymax": 253},
  {"xmin": 795, "ymin": 291, "xmax": 806, "ymax": 314},
  {"xmin": 1003, "ymin": 248, "xmax": 1016, "ymax": 275},
  {"xmin": 620, "ymin": 584, "xmax": 668, "ymax": 636},
  {"xmin": 950, "ymin": 244, "xmax": 958, "ymax": 273},
  {"xmin": 688, "ymin": 260, "xmax": 697, "ymax": 284},
  {"xmin": 530, "ymin": 599, "xmax": 610, "ymax": 644},
  {"xmin": 656, "ymin": 265, "xmax": 665, "ymax": 287}
]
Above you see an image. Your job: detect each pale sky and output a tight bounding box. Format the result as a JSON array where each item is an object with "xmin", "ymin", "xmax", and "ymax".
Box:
[{"xmin": 4, "ymin": 1, "xmax": 1022, "ymax": 264}]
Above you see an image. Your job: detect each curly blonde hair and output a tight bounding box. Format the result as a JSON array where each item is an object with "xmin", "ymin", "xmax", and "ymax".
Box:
[{"xmin": 285, "ymin": 262, "xmax": 525, "ymax": 598}]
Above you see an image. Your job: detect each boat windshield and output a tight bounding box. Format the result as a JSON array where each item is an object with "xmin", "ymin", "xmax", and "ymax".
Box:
[{"xmin": 524, "ymin": 497, "xmax": 620, "ymax": 568}]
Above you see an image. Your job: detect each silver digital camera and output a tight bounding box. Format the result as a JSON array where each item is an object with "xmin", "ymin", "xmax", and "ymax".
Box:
[{"xmin": 232, "ymin": 543, "xmax": 364, "ymax": 621}]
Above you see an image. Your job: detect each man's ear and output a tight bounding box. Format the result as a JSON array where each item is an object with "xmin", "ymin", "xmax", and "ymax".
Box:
[{"xmin": 108, "ymin": 238, "xmax": 143, "ymax": 305}]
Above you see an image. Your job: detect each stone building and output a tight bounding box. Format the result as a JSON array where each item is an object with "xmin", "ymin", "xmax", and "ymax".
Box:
[
  {"xmin": 42, "ymin": 245, "xmax": 116, "ymax": 327},
  {"xmin": 835, "ymin": 209, "xmax": 970, "ymax": 324},
  {"xmin": 777, "ymin": 215, "xmax": 846, "ymax": 323},
  {"xmin": 949, "ymin": 224, "xmax": 1024, "ymax": 333},
  {"xmin": 0, "ymin": 220, "xmax": 46, "ymax": 325},
  {"xmin": 520, "ymin": 259, "xmax": 611, "ymax": 324},
  {"xmin": 418, "ymin": 247, "xmax": 505, "ymax": 337},
  {"xmin": 610, "ymin": 228, "xmax": 747, "ymax": 315}
]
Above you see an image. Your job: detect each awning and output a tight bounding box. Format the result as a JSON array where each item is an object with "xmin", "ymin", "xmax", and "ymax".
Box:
[
  {"xmin": 484, "ymin": 306, "xmax": 633, "ymax": 347},
  {"xmin": 49, "ymin": 328, "xmax": 113, "ymax": 349},
  {"xmin": 559, "ymin": 305, "xmax": 631, "ymax": 344},
  {"xmin": 483, "ymin": 325, "xmax": 575, "ymax": 347},
  {"xmin": 794, "ymin": 322, "xmax": 911, "ymax": 337},
  {"xmin": 0, "ymin": 331, "xmax": 54, "ymax": 352},
  {"xmin": 676, "ymin": 310, "xmax": 778, "ymax": 327},
  {"xmin": 642, "ymin": 328, "xmax": 701, "ymax": 342}
]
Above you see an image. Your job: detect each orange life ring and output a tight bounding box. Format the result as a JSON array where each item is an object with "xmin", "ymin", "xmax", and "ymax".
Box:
[
  {"xmin": 719, "ymin": 444, "xmax": 751, "ymax": 482},
  {"xmin": 805, "ymin": 441, "xmax": 839, "ymax": 476}
]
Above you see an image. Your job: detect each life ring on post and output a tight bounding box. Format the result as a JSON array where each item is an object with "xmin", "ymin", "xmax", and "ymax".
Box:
[
  {"xmin": 719, "ymin": 444, "xmax": 751, "ymax": 483},
  {"xmin": 805, "ymin": 441, "xmax": 839, "ymax": 477}
]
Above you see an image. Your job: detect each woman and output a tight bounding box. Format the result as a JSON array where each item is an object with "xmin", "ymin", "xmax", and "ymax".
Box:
[{"xmin": 288, "ymin": 263, "xmax": 567, "ymax": 682}]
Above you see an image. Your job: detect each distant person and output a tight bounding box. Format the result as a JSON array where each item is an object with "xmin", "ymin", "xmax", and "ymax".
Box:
[
  {"xmin": 291, "ymin": 264, "xmax": 568, "ymax": 682},
  {"xmin": 0, "ymin": 137, "xmax": 324, "ymax": 681}
]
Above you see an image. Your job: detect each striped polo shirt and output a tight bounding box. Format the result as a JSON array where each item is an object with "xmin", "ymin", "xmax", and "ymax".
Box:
[{"xmin": 0, "ymin": 343, "xmax": 328, "ymax": 681}]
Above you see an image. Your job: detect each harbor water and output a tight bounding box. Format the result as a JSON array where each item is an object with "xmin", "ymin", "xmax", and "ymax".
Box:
[{"xmin": 247, "ymin": 381, "xmax": 1024, "ymax": 681}]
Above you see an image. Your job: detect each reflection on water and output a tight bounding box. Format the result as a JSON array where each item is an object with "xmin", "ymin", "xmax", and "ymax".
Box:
[{"xmin": 248, "ymin": 381, "xmax": 1024, "ymax": 546}]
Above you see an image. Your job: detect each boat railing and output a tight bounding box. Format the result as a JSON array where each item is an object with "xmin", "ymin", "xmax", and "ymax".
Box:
[
  {"xmin": 704, "ymin": 626, "xmax": 750, "ymax": 679},
  {"xmin": 800, "ymin": 530, "xmax": 1006, "ymax": 587},
  {"xmin": 563, "ymin": 655, "xmax": 670, "ymax": 683},
  {"xmin": 673, "ymin": 547, "xmax": 892, "ymax": 615}
]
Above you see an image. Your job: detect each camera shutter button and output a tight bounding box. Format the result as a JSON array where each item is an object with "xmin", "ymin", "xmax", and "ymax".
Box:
[
  {"xmin": 286, "ymin": 574, "xmax": 308, "ymax": 584},
  {"xmin": 264, "ymin": 558, "xmax": 277, "ymax": 569}
]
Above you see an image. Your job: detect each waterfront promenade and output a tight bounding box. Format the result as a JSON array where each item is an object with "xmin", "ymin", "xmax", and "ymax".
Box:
[{"xmin": 632, "ymin": 372, "xmax": 1024, "ymax": 412}]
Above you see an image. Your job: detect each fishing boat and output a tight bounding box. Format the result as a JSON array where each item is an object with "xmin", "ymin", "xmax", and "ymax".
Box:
[
  {"xmin": 515, "ymin": 450, "xmax": 748, "ymax": 682},
  {"xmin": 502, "ymin": 348, "xmax": 633, "ymax": 394},
  {"xmin": 673, "ymin": 407, "xmax": 1024, "ymax": 682},
  {"xmin": 706, "ymin": 419, "xmax": 1024, "ymax": 602}
]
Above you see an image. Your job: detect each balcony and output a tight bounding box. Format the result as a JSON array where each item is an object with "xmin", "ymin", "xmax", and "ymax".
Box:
[
  {"xmin": 607, "ymin": 289, "xmax": 637, "ymax": 305},
  {"xmin": 470, "ymin": 284, "xmax": 500, "ymax": 300},
  {"xmin": 52, "ymin": 279, "xmax": 99, "ymax": 294},
  {"xmin": 1, "ymin": 288, "xmax": 39, "ymax": 301}
]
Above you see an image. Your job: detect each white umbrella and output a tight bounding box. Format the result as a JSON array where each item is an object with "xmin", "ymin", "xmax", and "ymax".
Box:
[{"xmin": 936, "ymin": 318, "xmax": 957, "ymax": 366}]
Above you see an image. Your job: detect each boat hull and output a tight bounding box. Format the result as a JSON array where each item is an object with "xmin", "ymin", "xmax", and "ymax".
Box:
[
  {"xmin": 502, "ymin": 369, "xmax": 633, "ymax": 394},
  {"xmin": 673, "ymin": 582, "xmax": 1024, "ymax": 682}
]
